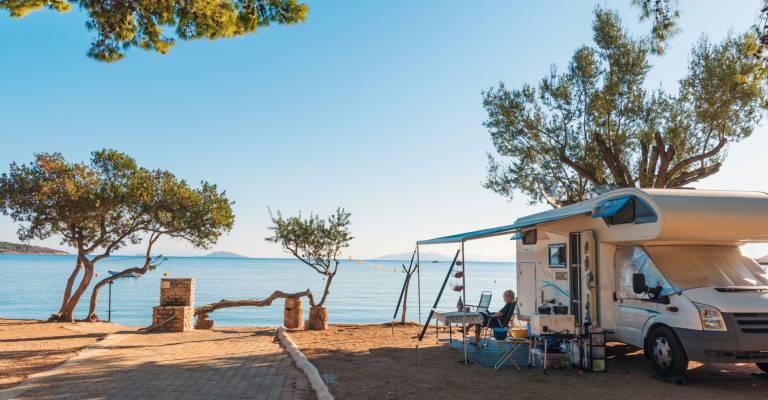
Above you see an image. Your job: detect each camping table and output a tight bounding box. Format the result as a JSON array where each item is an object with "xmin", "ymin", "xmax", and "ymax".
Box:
[
  {"xmin": 492, "ymin": 337, "xmax": 532, "ymax": 370},
  {"xmin": 433, "ymin": 311, "xmax": 484, "ymax": 349}
]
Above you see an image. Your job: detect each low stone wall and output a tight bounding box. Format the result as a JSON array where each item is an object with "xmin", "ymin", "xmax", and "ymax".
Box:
[{"xmin": 151, "ymin": 306, "xmax": 194, "ymax": 332}]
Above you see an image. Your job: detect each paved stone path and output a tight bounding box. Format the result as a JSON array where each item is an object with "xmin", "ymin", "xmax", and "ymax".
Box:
[{"xmin": 8, "ymin": 328, "xmax": 314, "ymax": 400}]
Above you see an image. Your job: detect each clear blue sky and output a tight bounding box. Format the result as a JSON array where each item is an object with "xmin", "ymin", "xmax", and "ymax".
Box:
[{"xmin": 1, "ymin": 1, "xmax": 766, "ymax": 259}]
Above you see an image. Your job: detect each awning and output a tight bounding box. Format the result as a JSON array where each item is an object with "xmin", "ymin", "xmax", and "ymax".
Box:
[
  {"xmin": 417, "ymin": 224, "xmax": 518, "ymax": 245},
  {"xmin": 591, "ymin": 196, "xmax": 632, "ymax": 218},
  {"xmin": 418, "ymin": 201, "xmax": 595, "ymax": 245}
]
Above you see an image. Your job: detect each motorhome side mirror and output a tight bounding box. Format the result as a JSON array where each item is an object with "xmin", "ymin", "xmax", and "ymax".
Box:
[{"xmin": 632, "ymin": 273, "xmax": 647, "ymax": 294}]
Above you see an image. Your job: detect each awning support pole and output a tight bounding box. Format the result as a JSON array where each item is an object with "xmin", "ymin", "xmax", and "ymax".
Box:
[
  {"xmin": 416, "ymin": 245, "xmax": 421, "ymax": 325},
  {"xmin": 392, "ymin": 248, "xmax": 417, "ymax": 320},
  {"xmin": 461, "ymin": 240, "xmax": 468, "ymax": 365},
  {"xmin": 417, "ymin": 248, "xmax": 461, "ymax": 342}
]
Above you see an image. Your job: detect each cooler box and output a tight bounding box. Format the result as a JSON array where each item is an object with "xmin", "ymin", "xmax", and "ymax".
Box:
[{"xmin": 530, "ymin": 314, "xmax": 576, "ymax": 335}]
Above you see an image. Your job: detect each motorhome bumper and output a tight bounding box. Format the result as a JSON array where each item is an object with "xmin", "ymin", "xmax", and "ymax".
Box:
[{"xmin": 672, "ymin": 313, "xmax": 768, "ymax": 363}]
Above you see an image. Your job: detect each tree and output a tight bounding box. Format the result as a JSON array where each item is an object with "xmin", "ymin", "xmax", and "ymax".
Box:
[
  {"xmin": 0, "ymin": 0, "xmax": 308, "ymax": 62},
  {"xmin": 86, "ymin": 170, "xmax": 235, "ymax": 321},
  {"xmin": 0, "ymin": 150, "xmax": 234, "ymax": 321},
  {"xmin": 483, "ymin": 8, "xmax": 768, "ymax": 208},
  {"xmin": 266, "ymin": 207, "xmax": 352, "ymax": 330}
]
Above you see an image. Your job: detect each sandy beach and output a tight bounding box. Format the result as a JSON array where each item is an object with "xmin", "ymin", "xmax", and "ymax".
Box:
[
  {"xmin": 288, "ymin": 323, "xmax": 768, "ymax": 400},
  {"xmin": 2, "ymin": 319, "xmax": 768, "ymax": 399},
  {"xmin": 0, "ymin": 319, "xmax": 128, "ymax": 389}
]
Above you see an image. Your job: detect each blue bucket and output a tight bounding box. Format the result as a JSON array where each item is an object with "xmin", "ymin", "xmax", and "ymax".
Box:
[{"xmin": 493, "ymin": 327, "xmax": 508, "ymax": 340}]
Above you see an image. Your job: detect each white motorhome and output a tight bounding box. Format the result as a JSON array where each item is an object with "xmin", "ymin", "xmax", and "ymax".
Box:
[{"xmin": 513, "ymin": 188, "xmax": 768, "ymax": 377}]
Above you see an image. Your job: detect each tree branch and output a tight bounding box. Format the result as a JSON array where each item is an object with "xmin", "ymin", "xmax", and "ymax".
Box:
[
  {"xmin": 666, "ymin": 138, "xmax": 727, "ymax": 181},
  {"xmin": 195, "ymin": 289, "xmax": 316, "ymax": 315}
]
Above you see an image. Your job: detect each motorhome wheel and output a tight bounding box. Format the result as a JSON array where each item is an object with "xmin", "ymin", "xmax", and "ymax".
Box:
[
  {"xmin": 757, "ymin": 363, "xmax": 768, "ymax": 373},
  {"xmin": 648, "ymin": 327, "xmax": 688, "ymax": 378}
]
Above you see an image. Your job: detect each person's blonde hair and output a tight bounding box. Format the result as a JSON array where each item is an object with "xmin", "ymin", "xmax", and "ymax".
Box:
[{"xmin": 503, "ymin": 289, "xmax": 516, "ymax": 304}]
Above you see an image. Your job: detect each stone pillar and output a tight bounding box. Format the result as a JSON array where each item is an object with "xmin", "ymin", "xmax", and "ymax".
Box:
[
  {"xmin": 307, "ymin": 306, "xmax": 328, "ymax": 331},
  {"xmin": 151, "ymin": 278, "xmax": 195, "ymax": 332},
  {"xmin": 283, "ymin": 298, "xmax": 304, "ymax": 330}
]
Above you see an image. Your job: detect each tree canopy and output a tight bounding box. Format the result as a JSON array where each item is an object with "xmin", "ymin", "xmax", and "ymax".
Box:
[
  {"xmin": 483, "ymin": 8, "xmax": 768, "ymax": 207},
  {"xmin": 266, "ymin": 207, "xmax": 352, "ymax": 308},
  {"xmin": 632, "ymin": 0, "xmax": 679, "ymax": 55},
  {"xmin": 0, "ymin": 0, "xmax": 308, "ymax": 62},
  {"xmin": 0, "ymin": 149, "xmax": 234, "ymax": 321}
]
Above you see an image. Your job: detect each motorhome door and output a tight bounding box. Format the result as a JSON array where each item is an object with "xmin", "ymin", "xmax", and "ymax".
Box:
[
  {"xmin": 580, "ymin": 231, "xmax": 598, "ymax": 326},
  {"xmin": 517, "ymin": 262, "xmax": 536, "ymax": 316},
  {"xmin": 570, "ymin": 231, "xmax": 598, "ymax": 330}
]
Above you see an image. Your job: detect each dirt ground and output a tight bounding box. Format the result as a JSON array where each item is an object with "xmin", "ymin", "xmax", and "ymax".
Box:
[
  {"xmin": 288, "ymin": 323, "xmax": 768, "ymax": 400},
  {"xmin": 0, "ymin": 319, "xmax": 128, "ymax": 389}
]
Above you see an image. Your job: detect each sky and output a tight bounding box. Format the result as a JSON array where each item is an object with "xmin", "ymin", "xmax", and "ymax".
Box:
[{"xmin": 1, "ymin": 1, "xmax": 767, "ymax": 260}]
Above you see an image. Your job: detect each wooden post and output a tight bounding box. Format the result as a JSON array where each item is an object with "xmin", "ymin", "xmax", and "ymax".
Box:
[
  {"xmin": 307, "ymin": 306, "xmax": 328, "ymax": 330},
  {"xmin": 284, "ymin": 297, "xmax": 304, "ymax": 329}
]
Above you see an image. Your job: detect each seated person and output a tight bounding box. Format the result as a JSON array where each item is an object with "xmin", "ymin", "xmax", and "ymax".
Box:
[{"xmin": 473, "ymin": 289, "xmax": 516, "ymax": 345}]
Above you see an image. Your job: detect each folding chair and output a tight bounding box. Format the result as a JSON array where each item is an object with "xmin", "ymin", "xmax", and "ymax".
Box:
[
  {"xmin": 480, "ymin": 302, "xmax": 518, "ymax": 347},
  {"xmin": 467, "ymin": 290, "xmax": 492, "ymax": 313}
]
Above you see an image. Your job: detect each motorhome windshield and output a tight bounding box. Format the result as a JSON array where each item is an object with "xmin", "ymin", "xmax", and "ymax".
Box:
[{"xmin": 646, "ymin": 245, "xmax": 768, "ymax": 290}]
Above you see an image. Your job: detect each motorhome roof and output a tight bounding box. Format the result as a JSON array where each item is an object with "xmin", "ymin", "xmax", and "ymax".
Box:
[{"xmin": 417, "ymin": 188, "xmax": 768, "ymax": 245}]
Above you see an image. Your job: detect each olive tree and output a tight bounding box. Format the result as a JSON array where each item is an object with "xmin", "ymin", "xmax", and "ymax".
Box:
[
  {"xmin": 0, "ymin": 0, "xmax": 308, "ymax": 62},
  {"xmin": 0, "ymin": 150, "xmax": 234, "ymax": 321},
  {"xmin": 483, "ymin": 8, "xmax": 768, "ymax": 207},
  {"xmin": 266, "ymin": 207, "xmax": 352, "ymax": 330}
]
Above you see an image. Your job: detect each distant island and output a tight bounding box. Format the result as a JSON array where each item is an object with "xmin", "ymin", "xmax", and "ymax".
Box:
[
  {"xmin": 373, "ymin": 251, "xmax": 450, "ymax": 262},
  {"xmin": 0, "ymin": 241, "xmax": 67, "ymax": 255},
  {"xmin": 205, "ymin": 251, "xmax": 247, "ymax": 258}
]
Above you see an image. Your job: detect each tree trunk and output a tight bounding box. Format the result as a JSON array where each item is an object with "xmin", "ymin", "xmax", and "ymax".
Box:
[
  {"xmin": 59, "ymin": 258, "xmax": 95, "ymax": 322},
  {"xmin": 284, "ymin": 297, "xmax": 304, "ymax": 329},
  {"xmin": 317, "ymin": 272, "xmax": 335, "ymax": 307},
  {"xmin": 307, "ymin": 306, "xmax": 328, "ymax": 331},
  {"xmin": 86, "ymin": 235, "xmax": 160, "ymax": 321},
  {"xmin": 86, "ymin": 263, "xmax": 150, "ymax": 321},
  {"xmin": 53, "ymin": 259, "xmax": 82, "ymax": 320}
]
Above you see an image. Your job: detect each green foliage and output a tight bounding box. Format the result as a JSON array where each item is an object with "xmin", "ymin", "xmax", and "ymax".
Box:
[
  {"xmin": 483, "ymin": 8, "xmax": 768, "ymax": 207},
  {"xmin": 266, "ymin": 207, "xmax": 352, "ymax": 306},
  {"xmin": 0, "ymin": 149, "xmax": 235, "ymax": 254},
  {"xmin": 0, "ymin": 0, "xmax": 308, "ymax": 62},
  {"xmin": 632, "ymin": 0, "xmax": 679, "ymax": 55}
]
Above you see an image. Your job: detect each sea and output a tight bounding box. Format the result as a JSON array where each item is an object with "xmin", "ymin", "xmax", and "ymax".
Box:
[{"xmin": 0, "ymin": 254, "xmax": 516, "ymax": 327}]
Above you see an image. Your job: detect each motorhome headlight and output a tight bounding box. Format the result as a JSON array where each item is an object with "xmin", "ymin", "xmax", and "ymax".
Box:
[{"xmin": 694, "ymin": 303, "xmax": 727, "ymax": 332}]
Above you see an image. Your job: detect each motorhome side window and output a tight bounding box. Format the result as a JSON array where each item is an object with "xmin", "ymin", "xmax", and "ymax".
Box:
[
  {"xmin": 615, "ymin": 246, "xmax": 674, "ymax": 300},
  {"xmin": 522, "ymin": 229, "xmax": 537, "ymax": 245},
  {"xmin": 548, "ymin": 244, "xmax": 567, "ymax": 268}
]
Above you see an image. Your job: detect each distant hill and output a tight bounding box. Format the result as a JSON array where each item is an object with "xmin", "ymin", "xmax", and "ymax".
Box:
[
  {"xmin": 0, "ymin": 241, "xmax": 67, "ymax": 255},
  {"xmin": 205, "ymin": 251, "xmax": 247, "ymax": 258},
  {"xmin": 373, "ymin": 251, "xmax": 450, "ymax": 262}
]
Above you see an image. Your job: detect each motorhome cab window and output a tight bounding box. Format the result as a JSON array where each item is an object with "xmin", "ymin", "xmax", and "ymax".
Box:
[
  {"xmin": 645, "ymin": 246, "xmax": 768, "ymax": 290},
  {"xmin": 615, "ymin": 246, "xmax": 675, "ymax": 300},
  {"xmin": 548, "ymin": 244, "xmax": 567, "ymax": 268}
]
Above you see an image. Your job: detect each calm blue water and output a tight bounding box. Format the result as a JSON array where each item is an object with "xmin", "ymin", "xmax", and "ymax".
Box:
[{"xmin": 0, "ymin": 255, "xmax": 516, "ymax": 327}]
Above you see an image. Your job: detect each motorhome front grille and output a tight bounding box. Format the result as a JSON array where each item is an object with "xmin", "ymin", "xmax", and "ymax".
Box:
[{"xmin": 733, "ymin": 313, "xmax": 768, "ymax": 334}]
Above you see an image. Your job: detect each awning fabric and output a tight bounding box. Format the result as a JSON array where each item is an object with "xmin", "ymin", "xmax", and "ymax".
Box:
[
  {"xmin": 417, "ymin": 200, "xmax": 594, "ymax": 245},
  {"xmin": 417, "ymin": 224, "xmax": 518, "ymax": 245},
  {"xmin": 591, "ymin": 196, "xmax": 632, "ymax": 218}
]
